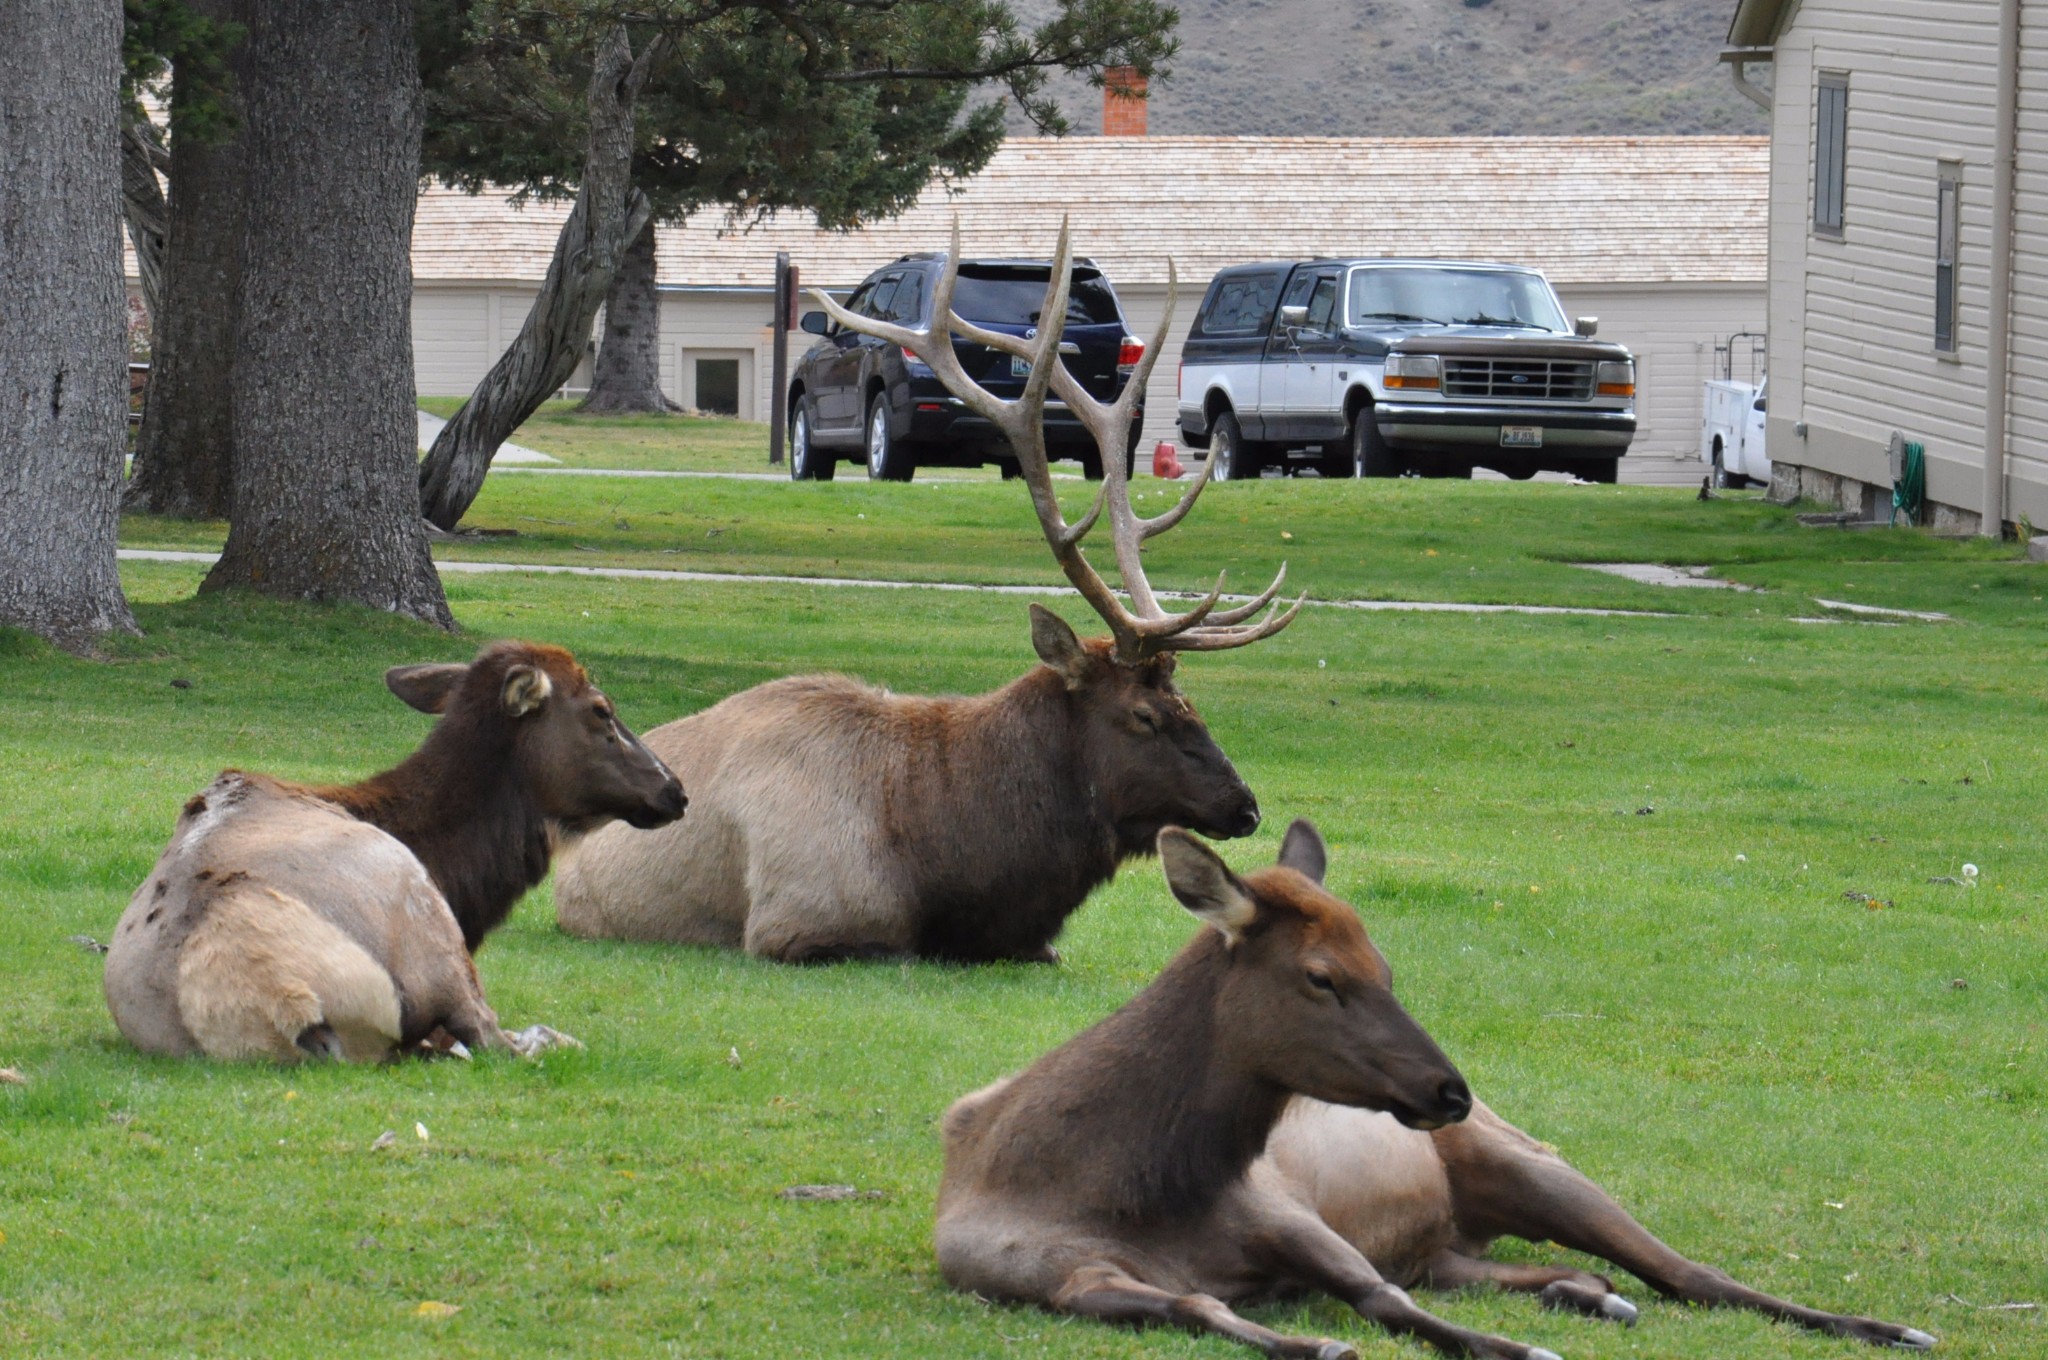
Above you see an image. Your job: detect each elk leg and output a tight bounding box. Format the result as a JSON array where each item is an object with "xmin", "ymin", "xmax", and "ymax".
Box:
[
  {"xmin": 1050, "ymin": 1263, "xmax": 1354, "ymax": 1360},
  {"xmin": 1244, "ymin": 1198, "xmax": 1561, "ymax": 1360},
  {"xmin": 1420, "ymin": 1249, "xmax": 1639, "ymax": 1325},
  {"xmin": 1435, "ymin": 1112, "xmax": 1935, "ymax": 1349}
]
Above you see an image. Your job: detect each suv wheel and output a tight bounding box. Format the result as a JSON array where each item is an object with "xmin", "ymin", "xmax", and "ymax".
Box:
[
  {"xmin": 1208, "ymin": 411, "xmax": 1259, "ymax": 482},
  {"xmin": 1351, "ymin": 408, "xmax": 1401, "ymax": 477},
  {"xmin": 1077, "ymin": 448, "xmax": 1139, "ymax": 482},
  {"xmin": 789, "ymin": 400, "xmax": 835, "ymax": 481},
  {"xmin": 865, "ymin": 395, "xmax": 913, "ymax": 481},
  {"xmin": 1579, "ymin": 458, "xmax": 1620, "ymax": 484}
]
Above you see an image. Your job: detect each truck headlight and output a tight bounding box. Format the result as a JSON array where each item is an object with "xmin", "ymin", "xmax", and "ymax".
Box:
[
  {"xmin": 1384, "ymin": 354, "xmax": 1441, "ymax": 391},
  {"xmin": 1596, "ymin": 360, "xmax": 1635, "ymax": 397}
]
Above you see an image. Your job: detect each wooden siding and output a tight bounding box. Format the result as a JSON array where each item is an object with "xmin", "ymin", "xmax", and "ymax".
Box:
[
  {"xmin": 410, "ymin": 286, "xmax": 538, "ymax": 398},
  {"xmin": 1769, "ymin": 0, "xmax": 2048, "ymax": 522}
]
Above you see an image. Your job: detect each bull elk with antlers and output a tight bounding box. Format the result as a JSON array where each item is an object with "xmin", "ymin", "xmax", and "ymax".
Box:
[
  {"xmin": 937, "ymin": 821, "xmax": 1936, "ymax": 1358},
  {"xmin": 554, "ymin": 224, "xmax": 1301, "ymax": 963}
]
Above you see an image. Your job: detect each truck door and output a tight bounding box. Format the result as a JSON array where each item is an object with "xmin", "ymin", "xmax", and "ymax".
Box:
[
  {"xmin": 1282, "ymin": 271, "xmax": 1344, "ymax": 441},
  {"xmin": 1259, "ymin": 268, "xmax": 1320, "ymax": 441}
]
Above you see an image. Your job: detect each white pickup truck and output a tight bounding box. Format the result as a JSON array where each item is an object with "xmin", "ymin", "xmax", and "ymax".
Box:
[{"xmin": 1701, "ymin": 376, "xmax": 1768, "ymax": 488}]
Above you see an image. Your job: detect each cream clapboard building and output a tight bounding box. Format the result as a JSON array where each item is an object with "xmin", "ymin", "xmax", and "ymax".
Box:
[
  {"xmin": 1726, "ymin": 0, "xmax": 2044, "ymax": 528},
  {"xmin": 411, "ymin": 135, "xmax": 1768, "ymax": 484}
]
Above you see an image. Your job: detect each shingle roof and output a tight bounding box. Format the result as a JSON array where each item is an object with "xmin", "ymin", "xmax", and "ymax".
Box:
[{"xmin": 407, "ymin": 134, "xmax": 1766, "ymax": 290}]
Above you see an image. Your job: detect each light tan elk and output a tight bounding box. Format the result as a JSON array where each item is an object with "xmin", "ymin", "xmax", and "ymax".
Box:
[
  {"xmin": 937, "ymin": 820, "xmax": 1936, "ymax": 1359},
  {"xmin": 104, "ymin": 641, "xmax": 685, "ymax": 1063},
  {"xmin": 555, "ymin": 223, "xmax": 1300, "ymax": 963}
]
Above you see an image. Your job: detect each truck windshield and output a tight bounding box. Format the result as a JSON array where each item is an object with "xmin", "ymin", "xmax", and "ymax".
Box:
[{"xmin": 1346, "ymin": 267, "xmax": 1569, "ymax": 332}]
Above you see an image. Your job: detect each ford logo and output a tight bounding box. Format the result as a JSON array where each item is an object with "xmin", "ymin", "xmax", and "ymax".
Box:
[{"xmin": 1510, "ymin": 374, "xmax": 1529, "ymax": 384}]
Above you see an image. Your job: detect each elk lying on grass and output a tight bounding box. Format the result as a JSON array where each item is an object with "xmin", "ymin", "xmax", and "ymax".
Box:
[
  {"xmin": 554, "ymin": 223, "xmax": 1300, "ymax": 963},
  {"xmin": 937, "ymin": 821, "xmax": 1935, "ymax": 1359},
  {"xmin": 104, "ymin": 641, "xmax": 685, "ymax": 1063}
]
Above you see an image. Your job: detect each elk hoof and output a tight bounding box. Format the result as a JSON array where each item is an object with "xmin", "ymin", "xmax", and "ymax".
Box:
[
  {"xmin": 1526, "ymin": 1349, "xmax": 1564, "ymax": 1360},
  {"xmin": 507, "ymin": 1024, "xmax": 584, "ymax": 1058},
  {"xmin": 1598, "ymin": 1294, "xmax": 1638, "ymax": 1325},
  {"xmin": 1895, "ymin": 1329, "xmax": 1937, "ymax": 1350},
  {"xmin": 1314, "ymin": 1342, "xmax": 1357, "ymax": 1360}
]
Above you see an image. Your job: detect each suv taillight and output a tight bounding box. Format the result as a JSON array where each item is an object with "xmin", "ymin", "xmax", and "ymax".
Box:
[{"xmin": 1118, "ymin": 336, "xmax": 1145, "ymax": 372}]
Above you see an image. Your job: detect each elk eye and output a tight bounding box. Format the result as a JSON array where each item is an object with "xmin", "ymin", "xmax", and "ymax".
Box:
[
  {"xmin": 1132, "ymin": 705, "xmax": 1161, "ymax": 732},
  {"xmin": 1307, "ymin": 970, "xmax": 1339, "ymax": 997}
]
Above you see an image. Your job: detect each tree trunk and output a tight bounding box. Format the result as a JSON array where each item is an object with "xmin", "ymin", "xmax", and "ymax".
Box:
[
  {"xmin": 120, "ymin": 117, "xmax": 169, "ymax": 333},
  {"xmin": 419, "ymin": 26, "xmax": 664, "ymax": 529},
  {"xmin": 201, "ymin": 0, "xmax": 450, "ymax": 628},
  {"xmin": 0, "ymin": 0, "xmax": 138, "ymax": 648},
  {"xmin": 579, "ymin": 214, "xmax": 679, "ymax": 414},
  {"xmin": 125, "ymin": 0, "xmax": 244, "ymax": 520}
]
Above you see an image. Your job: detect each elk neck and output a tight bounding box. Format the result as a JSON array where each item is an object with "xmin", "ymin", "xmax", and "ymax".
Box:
[
  {"xmin": 316, "ymin": 721, "xmax": 552, "ymax": 952},
  {"xmin": 1006, "ymin": 930, "xmax": 1292, "ymax": 1222}
]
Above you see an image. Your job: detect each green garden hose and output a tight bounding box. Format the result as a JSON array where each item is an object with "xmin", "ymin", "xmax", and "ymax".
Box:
[{"xmin": 1891, "ymin": 440, "xmax": 1925, "ymax": 527}]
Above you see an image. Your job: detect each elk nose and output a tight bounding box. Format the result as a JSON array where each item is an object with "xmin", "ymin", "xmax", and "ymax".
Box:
[
  {"xmin": 1230, "ymin": 799, "xmax": 1262, "ymax": 837},
  {"xmin": 1436, "ymin": 1076, "xmax": 1473, "ymax": 1124},
  {"xmin": 657, "ymin": 780, "xmax": 687, "ymax": 819}
]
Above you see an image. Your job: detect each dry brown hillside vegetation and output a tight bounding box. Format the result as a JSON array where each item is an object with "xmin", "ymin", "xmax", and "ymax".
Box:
[{"xmin": 1013, "ymin": 0, "xmax": 1765, "ymax": 136}]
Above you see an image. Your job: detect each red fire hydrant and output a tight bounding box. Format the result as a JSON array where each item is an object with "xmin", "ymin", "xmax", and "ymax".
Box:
[{"xmin": 1151, "ymin": 441, "xmax": 1187, "ymax": 480}]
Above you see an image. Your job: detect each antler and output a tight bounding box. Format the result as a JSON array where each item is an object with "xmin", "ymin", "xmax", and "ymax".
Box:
[{"xmin": 812, "ymin": 219, "xmax": 1303, "ymax": 662}]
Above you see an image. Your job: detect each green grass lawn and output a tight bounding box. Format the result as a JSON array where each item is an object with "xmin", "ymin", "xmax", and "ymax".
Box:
[
  {"xmin": 14, "ymin": 474, "xmax": 2048, "ymax": 1358},
  {"xmin": 415, "ymin": 398, "xmax": 781, "ymax": 475}
]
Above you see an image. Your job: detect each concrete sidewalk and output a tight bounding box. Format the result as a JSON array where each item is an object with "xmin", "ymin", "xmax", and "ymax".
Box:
[
  {"xmin": 417, "ymin": 410, "xmax": 559, "ymax": 465},
  {"xmin": 117, "ymin": 549, "xmax": 1674, "ymax": 619}
]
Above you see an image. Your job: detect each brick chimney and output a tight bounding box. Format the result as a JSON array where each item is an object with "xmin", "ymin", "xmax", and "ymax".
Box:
[{"xmin": 1102, "ymin": 65, "xmax": 1147, "ymax": 136}]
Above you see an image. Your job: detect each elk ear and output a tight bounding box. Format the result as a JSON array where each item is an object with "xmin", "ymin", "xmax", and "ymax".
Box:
[
  {"xmin": 1277, "ymin": 819, "xmax": 1328, "ymax": 884},
  {"xmin": 1029, "ymin": 603, "xmax": 1090, "ymax": 687},
  {"xmin": 384, "ymin": 662, "xmax": 468, "ymax": 714},
  {"xmin": 501, "ymin": 664, "xmax": 553, "ymax": 718},
  {"xmin": 1159, "ymin": 827, "xmax": 1258, "ymax": 943}
]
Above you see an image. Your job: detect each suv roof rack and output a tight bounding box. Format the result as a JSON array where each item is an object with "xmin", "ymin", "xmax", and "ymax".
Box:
[{"xmin": 890, "ymin": 251, "xmax": 1101, "ymax": 267}]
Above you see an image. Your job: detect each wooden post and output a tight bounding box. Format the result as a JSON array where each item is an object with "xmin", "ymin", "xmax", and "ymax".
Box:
[{"xmin": 769, "ymin": 250, "xmax": 790, "ymax": 464}]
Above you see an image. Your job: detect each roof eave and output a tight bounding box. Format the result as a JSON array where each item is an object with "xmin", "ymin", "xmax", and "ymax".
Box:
[{"xmin": 1726, "ymin": 0, "xmax": 1797, "ymax": 51}]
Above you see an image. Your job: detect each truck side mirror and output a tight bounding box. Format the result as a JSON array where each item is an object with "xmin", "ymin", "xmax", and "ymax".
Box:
[
  {"xmin": 799, "ymin": 311, "xmax": 830, "ymax": 336},
  {"xmin": 1752, "ymin": 395, "xmax": 1767, "ymax": 412},
  {"xmin": 1278, "ymin": 305, "xmax": 1308, "ymax": 329},
  {"xmin": 1574, "ymin": 316, "xmax": 1599, "ymax": 337}
]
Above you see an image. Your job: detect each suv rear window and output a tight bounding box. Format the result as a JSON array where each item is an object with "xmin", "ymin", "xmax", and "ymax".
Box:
[{"xmin": 951, "ymin": 264, "xmax": 1123, "ymax": 328}]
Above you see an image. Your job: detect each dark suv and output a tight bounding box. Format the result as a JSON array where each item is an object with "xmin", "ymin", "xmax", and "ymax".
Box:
[{"xmin": 786, "ymin": 254, "xmax": 1146, "ymax": 481}]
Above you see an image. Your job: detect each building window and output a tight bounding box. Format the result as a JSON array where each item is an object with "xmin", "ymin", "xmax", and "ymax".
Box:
[
  {"xmin": 1814, "ymin": 73, "xmax": 1848, "ymax": 237},
  {"xmin": 1935, "ymin": 164, "xmax": 1960, "ymax": 354}
]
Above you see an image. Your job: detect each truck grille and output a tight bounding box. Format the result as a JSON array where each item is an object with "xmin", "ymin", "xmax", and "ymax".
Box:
[{"xmin": 1441, "ymin": 358, "xmax": 1594, "ymax": 401}]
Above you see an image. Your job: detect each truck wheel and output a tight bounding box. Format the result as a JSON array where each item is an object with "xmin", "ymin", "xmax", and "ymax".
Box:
[
  {"xmin": 1208, "ymin": 411, "xmax": 1260, "ymax": 482},
  {"xmin": 1579, "ymin": 458, "xmax": 1620, "ymax": 484},
  {"xmin": 1712, "ymin": 448, "xmax": 1745, "ymax": 490},
  {"xmin": 1351, "ymin": 408, "xmax": 1401, "ymax": 477}
]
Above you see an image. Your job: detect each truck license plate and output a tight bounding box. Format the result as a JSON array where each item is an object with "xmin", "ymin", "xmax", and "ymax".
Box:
[
  {"xmin": 1500, "ymin": 425, "xmax": 1543, "ymax": 448},
  {"xmin": 1011, "ymin": 356, "xmax": 1032, "ymax": 377}
]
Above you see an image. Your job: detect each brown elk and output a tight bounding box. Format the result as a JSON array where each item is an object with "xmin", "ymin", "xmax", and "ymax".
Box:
[
  {"xmin": 553, "ymin": 223, "xmax": 1301, "ymax": 963},
  {"xmin": 936, "ymin": 821, "xmax": 1936, "ymax": 1359},
  {"xmin": 103, "ymin": 641, "xmax": 685, "ymax": 1062}
]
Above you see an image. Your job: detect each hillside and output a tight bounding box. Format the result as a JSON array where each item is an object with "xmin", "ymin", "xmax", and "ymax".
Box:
[{"xmin": 1012, "ymin": 0, "xmax": 1765, "ymax": 137}]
